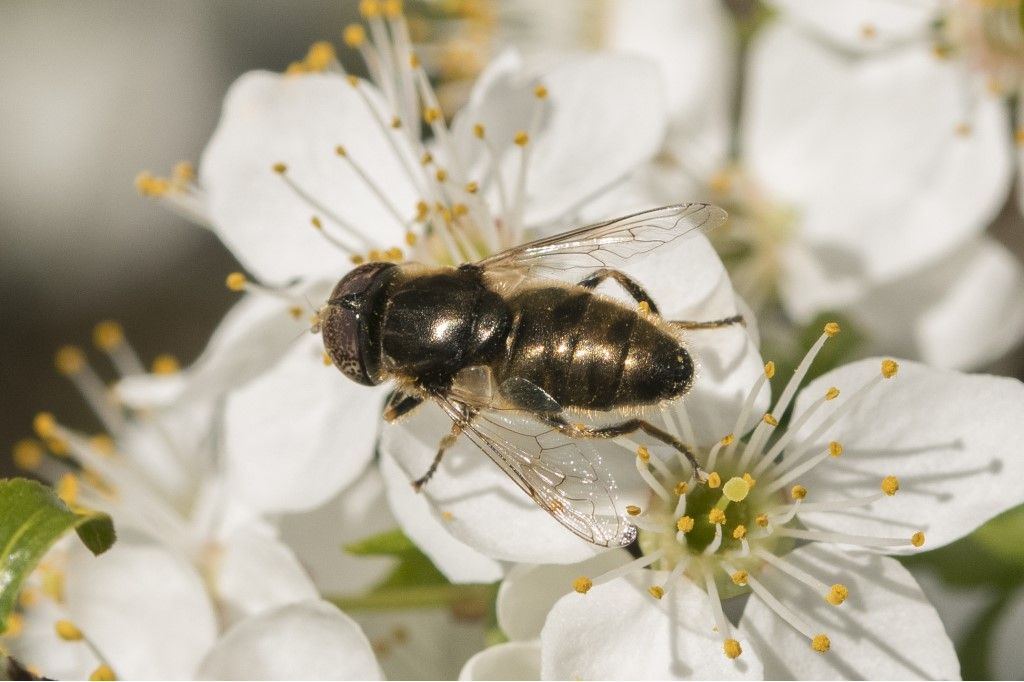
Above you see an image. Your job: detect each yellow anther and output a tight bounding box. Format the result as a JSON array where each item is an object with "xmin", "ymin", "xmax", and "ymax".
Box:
[
  {"xmin": 811, "ymin": 634, "xmax": 831, "ymax": 653},
  {"xmin": 304, "ymin": 41, "xmax": 336, "ymax": 71},
  {"xmin": 763, "ymin": 413, "xmax": 779, "ymax": 427},
  {"xmin": 335, "ymin": 145, "xmax": 348, "ymax": 157},
  {"xmin": 647, "ymin": 585, "xmax": 665, "ymax": 600},
  {"xmin": 285, "ymin": 61, "xmax": 307, "ymax": 75},
  {"xmin": 134, "ymin": 171, "xmax": 170, "ymax": 197},
  {"xmin": 825, "ymin": 386, "xmax": 840, "ymax": 400},
  {"xmin": 382, "ymin": 0, "xmax": 402, "ymax": 17},
  {"xmin": 881, "ymin": 359, "xmax": 899, "ymax": 378},
  {"xmin": 514, "ymin": 130, "xmax": 529, "ymax": 146},
  {"xmin": 732, "ymin": 525, "xmax": 747, "ymax": 540},
  {"xmin": 826, "ymin": 584, "xmax": 849, "ymax": 606},
  {"xmin": 350, "ymin": 254, "xmax": 366, "ymax": 265},
  {"xmin": 720, "ymin": 434, "xmax": 735, "ymax": 446},
  {"xmin": 33, "ymin": 412, "xmax": 57, "ymax": 439},
  {"xmin": 790, "ymin": 484, "xmax": 807, "ymax": 500},
  {"xmin": 3, "ymin": 613, "xmax": 24, "ymax": 637},
  {"xmin": 731, "ymin": 570, "xmax": 749, "ymax": 586},
  {"xmin": 368, "ymin": 249, "xmax": 383, "ymax": 261},
  {"xmin": 637, "ymin": 300, "xmax": 651, "ymax": 315},
  {"xmin": 272, "ymin": 162, "xmax": 288, "ymax": 174},
  {"xmin": 435, "ymin": 168, "xmax": 448, "ymax": 182},
  {"xmin": 151, "ymin": 354, "xmax": 180, "ymax": 375},
  {"xmin": 706, "ymin": 471, "xmax": 721, "ymax": 488},
  {"xmin": 390, "ymin": 116, "xmax": 401, "ymax": 128},
  {"xmin": 465, "ymin": 181, "xmax": 479, "ymax": 194},
  {"xmin": 345, "ymin": 75, "xmax": 360, "ymax": 88},
  {"xmin": 55, "ymin": 619, "xmax": 83, "ymax": 641},
  {"xmin": 708, "ymin": 508, "xmax": 726, "ymax": 525},
  {"xmin": 423, "ymin": 107, "xmax": 441, "ymax": 124},
  {"xmin": 440, "ymin": 510, "xmax": 455, "ymax": 522},
  {"xmin": 385, "ymin": 247, "xmax": 404, "ymax": 261},
  {"xmin": 452, "ymin": 203, "xmax": 468, "ymax": 218},
  {"xmin": 1015, "ymin": 128, "xmax": 1024, "ymax": 146},
  {"xmin": 89, "ymin": 665, "xmax": 117, "ymax": 681},
  {"xmin": 742, "ymin": 472, "xmax": 756, "ymax": 489},
  {"xmin": 359, "ymin": 0, "xmax": 381, "ymax": 17},
  {"xmin": 55, "ymin": 345, "xmax": 86, "ymax": 376},
  {"xmin": 408, "ymin": 52, "xmax": 421, "ymax": 68},
  {"xmin": 573, "ymin": 576, "xmax": 593, "ymax": 594},
  {"xmin": 829, "ymin": 441, "xmax": 843, "ymax": 457},
  {"xmin": 723, "ymin": 638, "xmax": 742, "ymax": 659},
  {"xmin": 625, "ymin": 505, "xmax": 641, "ymax": 516},
  {"xmin": 310, "ymin": 216, "xmax": 324, "ymax": 230},
  {"xmin": 756, "ymin": 513, "xmax": 769, "ymax": 529},
  {"xmin": 40, "ymin": 565, "xmax": 65, "ymax": 602},
  {"xmin": 89, "ymin": 434, "xmax": 115, "ymax": 456},
  {"xmin": 93, "ymin": 321, "xmax": 124, "ymax": 351},
  {"xmin": 881, "ymin": 476, "xmax": 899, "ymax": 496},
  {"xmin": 636, "ymin": 446, "xmax": 651, "ymax": 463},
  {"xmin": 13, "ymin": 439, "xmax": 44, "ymax": 470},
  {"xmin": 172, "ymin": 160, "xmax": 195, "ymax": 183},
  {"xmin": 322, "ymin": 352, "xmax": 333, "ymax": 366},
  {"xmin": 415, "ymin": 200, "xmax": 429, "ymax": 220},
  {"xmin": 227, "ymin": 272, "xmax": 248, "ymax": 292},
  {"xmin": 955, "ymin": 122, "xmax": 972, "ymax": 137},
  {"xmin": 534, "ymin": 84, "xmax": 548, "ymax": 99},
  {"xmin": 764, "ymin": 361, "xmax": 776, "ymax": 378},
  {"xmin": 473, "ymin": 123, "xmax": 485, "ymax": 138},
  {"xmin": 47, "ymin": 437, "xmax": 69, "ymax": 457},
  {"xmin": 723, "ymin": 477, "xmax": 750, "ymax": 503},
  {"xmin": 18, "ymin": 587, "xmax": 39, "ymax": 607},
  {"xmin": 823, "ymin": 321, "xmax": 841, "ymax": 337},
  {"xmin": 57, "ymin": 473, "xmax": 79, "ymax": 505},
  {"xmin": 674, "ymin": 481, "xmax": 689, "ymax": 496},
  {"xmin": 676, "ymin": 516, "xmax": 695, "ymax": 533},
  {"xmin": 343, "ymin": 22, "xmax": 367, "ymax": 47},
  {"xmin": 404, "ymin": 231, "xmax": 417, "ymax": 246},
  {"xmin": 911, "ymin": 531, "xmax": 926, "ymax": 548}
]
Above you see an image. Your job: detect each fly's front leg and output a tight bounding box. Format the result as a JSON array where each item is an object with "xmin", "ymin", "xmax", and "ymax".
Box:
[
  {"xmin": 670, "ymin": 315, "xmax": 745, "ymax": 330},
  {"xmin": 578, "ymin": 268, "xmax": 661, "ymax": 317},
  {"xmin": 412, "ymin": 420, "xmax": 463, "ymax": 492},
  {"xmin": 544, "ymin": 414, "xmax": 704, "ymax": 481},
  {"xmin": 383, "ymin": 392, "xmax": 424, "ymax": 422}
]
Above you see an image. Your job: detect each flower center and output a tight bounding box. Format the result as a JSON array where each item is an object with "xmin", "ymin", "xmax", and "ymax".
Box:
[{"xmin": 938, "ymin": 0, "xmax": 1024, "ymax": 96}]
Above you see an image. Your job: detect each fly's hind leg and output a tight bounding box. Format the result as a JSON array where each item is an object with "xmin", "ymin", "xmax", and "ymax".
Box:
[
  {"xmin": 412, "ymin": 420, "xmax": 463, "ymax": 491},
  {"xmin": 578, "ymin": 268, "xmax": 661, "ymax": 317},
  {"xmin": 543, "ymin": 414, "xmax": 704, "ymax": 481},
  {"xmin": 670, "ymin": 315, "xmax": 745, "ymax": 330}
]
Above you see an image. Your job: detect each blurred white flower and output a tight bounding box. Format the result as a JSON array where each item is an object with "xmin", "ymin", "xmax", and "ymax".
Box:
[
  {"xmin": 458, "ymin": 348, "xmax": 1024, "ymax": 679},
  {"xmin": 3, "ymin": 326, "xmax": 381, "ymax": 680},
  {"xmin": 602, "ymin": 0, "xmax": 1024, "ymax": 370}
]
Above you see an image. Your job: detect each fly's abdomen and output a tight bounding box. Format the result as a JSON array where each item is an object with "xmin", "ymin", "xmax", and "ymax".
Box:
[{"xmin": 501, "ymin": 287, "xmax": 692, "ymax": 410}]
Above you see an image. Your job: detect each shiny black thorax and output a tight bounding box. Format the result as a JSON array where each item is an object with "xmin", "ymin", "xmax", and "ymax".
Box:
[{"xmin": 356, "ymin": 264, "xmax": 693, "ymax": 410}]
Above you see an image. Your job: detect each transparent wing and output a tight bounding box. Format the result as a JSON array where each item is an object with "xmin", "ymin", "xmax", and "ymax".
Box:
[
  {"xmin": 431, "ymin": 392, "xmax": 638, "ymax": 547},
  {"xmin": 478, "ymin": 203, "xmax": 727, "ymax": 279}
]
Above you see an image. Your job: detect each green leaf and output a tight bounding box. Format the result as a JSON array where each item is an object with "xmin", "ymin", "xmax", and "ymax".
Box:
[
  {"xmin": 0, "ymin": 478, "xmax": 116, "ymax": 630},
  {"xmin": 972, "ymin": 504, "xmax": 1024, "ymax": 568},
  {"xmin": 344, "ymin": 528, "xmax": 418, "ymax": 556},
  {"xmin": 345, "ymin": 528, "xmax": 449, "ymax": 591}
]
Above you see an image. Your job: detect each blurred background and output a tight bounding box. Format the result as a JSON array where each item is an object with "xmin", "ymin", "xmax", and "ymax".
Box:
[{"xmin": 1, "ymin": 1, "xmax": 1022, "ymax": 678}]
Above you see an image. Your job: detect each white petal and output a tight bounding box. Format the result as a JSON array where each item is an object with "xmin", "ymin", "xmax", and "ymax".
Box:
[
  {"xmin": 910, "ymin": 565, "xmax": 996, "ymax": 645},
  {"xmin": 224, "ymin": 335, "xmax": 386, "ymax": 515},
  {"xmin": 991, "ymin": 586, "xmax": 1024, "ymax": 680},
  {"xmin": 497, "ymin": 550, "xmax": 633, "ymax": 642},
  {"xmin": 356, "ymin": 608, "xmax": 488, "ymax": 681},
  {"xmin": 116, "ymin": 284, "xmax": 325, "ymax": 408},
  {"xmin": 200, "ymin": 71, "xmax": 417, "ymax": 283},
  {"xmin": 738, "ymin": 544, "xmax": 959, "ymax": 680},
  {"xmin": 768, "ymin": 0, "xmax": 941, "ymax": 52},
  {"xmin": 381, "ymin": 403, "xmax": 612, "ymax": 567},
  {"xmin": 64, "ymin": 540, "xmax": 218, "ymax": 679},
  {"xmin": 745, "ymin": 22, "xmax": 1014, "ymax": 318},
  {"xmin": 214, "ymin": 522, "xmax": 319, "ymax": 625},
  {"xmin": 379, "ymin": 449, "xmax": 505, "ymax": 583},
  {"xmin": 459, "ymin": 641, "xmax": 541, "ymax": 681},
  {"xmin": 541, "ymin": 571, "xmax": 763, "ymax": 679},
  {"xmin": 280, "ymin": 466, "xmax": 398, "ymax": 596},
  {"xmin": 196, "ymin": 599, "xmax": 382, "ymax": 680},
  {"xmin": 604, "ymin": 0, "xmax": 736, "ymax": 179},
  {"xmin": 791, "ymin": 358, "xmax": 1024, "ymax": 551},
  {"xmin": 851, "ymin": 237, "xmax": 1024, "ymax": 369},
  {"xmin": 452, "ymin": 52, "xmax": 666, "ymax": 225}
]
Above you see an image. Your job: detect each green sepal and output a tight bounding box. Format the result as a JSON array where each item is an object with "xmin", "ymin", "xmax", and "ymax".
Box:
[{"xmin": 0, "ymin": 478, "xmax": 116, "ymax": 630}]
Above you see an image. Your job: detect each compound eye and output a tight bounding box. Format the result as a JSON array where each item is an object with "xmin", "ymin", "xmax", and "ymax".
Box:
[{"xmin": 321, "ymin": 263, "xmax": 393, "ymax": 386}]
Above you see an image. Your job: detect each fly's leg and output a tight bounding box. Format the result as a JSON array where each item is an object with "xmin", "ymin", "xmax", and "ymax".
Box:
[
  {"xmin": 412, "ymin": 421, "xmax": 463, "ymax": 491},
  {"xmin": 577, "ymin": 268, "xmax": 661, "ymax": 317},
  {"xmin": 669, "ymin": 315, "xmax": 745, "ymax": 330},
  {"xmin": 543, "ymin": 415, "xmax": 704, "ymax": 481},
  {"xmin": 383, "ymin": 392, "xmax": 424, "ymax": 422}
]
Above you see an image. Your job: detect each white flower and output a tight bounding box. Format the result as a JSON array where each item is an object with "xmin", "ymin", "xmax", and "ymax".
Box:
[
  {"xmin": 459, "ymin": 337, "xmax": 1024, "ymax": 679},
  {"xmin": 601, "ymin": 0, "xmax": 1024, "ymax": 370},
  {"xmin": 134, "ymin": 3, "xmax": 768, "ymax": 577},
  {"xmin": 4, "ymin": 325, "xmax": 380, "ymax": 680}
]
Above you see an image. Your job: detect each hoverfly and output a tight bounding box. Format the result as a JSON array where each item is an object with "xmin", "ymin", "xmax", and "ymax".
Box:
[{"xmin": 319, "ymin": 204, "xmax": 742, "ymax": 547}]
